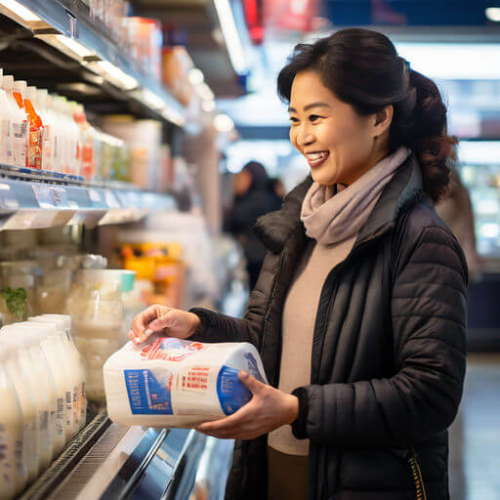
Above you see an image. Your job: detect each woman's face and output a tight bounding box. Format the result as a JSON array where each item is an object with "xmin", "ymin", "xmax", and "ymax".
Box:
[{"xmin": 288, "ymin": 70, "xmax": 384, "ymax": 186}]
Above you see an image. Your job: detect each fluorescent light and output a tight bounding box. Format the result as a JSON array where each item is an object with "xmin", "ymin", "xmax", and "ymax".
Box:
[
  {"xmin": 486, "ymin": 7, "xmax": 500, "ymax": 22},
  {"xmin": 213, "ymin": 0, "xmax": 247, "ymax": 74},
  {"xmin": 202, "ymin": 100, "xmax": 215, "ymax": 113},
  {"xmin": 55, "ymin": 35, "xmax": 94, "ymax": 58},
  {"xmin": 0, "ymin": 0, "xmax": 41, "ymax": 22},
  {"xmin": 214, "ymin": 113, "xmax": 234, "ymax": 132},
  {"xmin": 188, "ymin": 68, "xmax": 204, "ymax": 85},
  {"xmin": 96, "ymin": 60, "xmax": 138, "ymax": 90},
  {"xmin": 161, "ymin": 106, "xmax": 186, "ymax": 127},
  {"xmin": 37, "ymin": 34, "xmax": 95, "ymax": 60},
  {"xmin": 139, "ymin": 89, "xmax": 166, "ymax": 110},
  {"xmin": 458, "ymin": 141, "xmax": 500, "ymax": 164},
  {"xmin": 396, "ymin": 43, "xmax": 500, "ymax": 80}
]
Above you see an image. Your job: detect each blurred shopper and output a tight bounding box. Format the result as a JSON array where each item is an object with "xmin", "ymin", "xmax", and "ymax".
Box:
[
  {"xmin": 226, "ymin": 161, "xmax": 282, "ymax": 289},
  {"xmin": 130, "ymin": 28, "xmax": 467, "ymax": 500},
  {"xmin": 270, "ymin": 177, "xmax": 286, "ymax": 200},
  {"xmin": 437, "ymin": 166, "xmax": 481, "ymax": 280}
]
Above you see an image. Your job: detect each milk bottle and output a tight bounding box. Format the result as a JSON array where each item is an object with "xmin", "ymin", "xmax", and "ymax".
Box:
[
  {"xmin": 0, "ymin": 331, "xmax": 53, "ymax": 471},
  {"xmin": 16, "ymin": 321, "xmax": 74, "ymax": 443},
  {"xmin": 2, "ymin": 341, "xmax": 38, "ymax": 483},
  {"xmin": 0, "ymin": 345, "xmax": 25, "ymax": 499},
  {"xmin": 4, "ymin": 324, "xmax": 61, "ymax": 456},
  {"xmin": 39, "ymin": 315, "xmax": 87, "ymax": 429},
  {"xmin": 29, "ymin": 317, "xmax": 83, "ymax": 435}
]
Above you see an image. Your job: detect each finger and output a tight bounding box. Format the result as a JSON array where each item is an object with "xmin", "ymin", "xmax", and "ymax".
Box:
[
  {"xmin": 239, "ymin": 371, "xmax": 265, "ymax": 395},
  {"xmin": 148, "ymin": 309, "xmax": 175, "ymax": 332},
  {"xmin": 196, "ymin": 403, "xmax": 255, "ymax": 434},
  {"xmin": 130, "ymin": 305, "xmax": 160, "ymax": 338}
]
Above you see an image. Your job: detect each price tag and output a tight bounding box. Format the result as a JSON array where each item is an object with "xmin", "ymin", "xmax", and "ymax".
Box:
[
  {"xmin": 32, "ymin": 184, "xmax": 54, "ymax": 208},
  {"xmin": 89, "ymin": 188, "xmax": 101, "ymax": 203},
  {"xmin": 114, "ymin": 191, "xmax": 130, "ymax": 207},
  {"xmin": 104, "ymin": 189, "xmax": 120, "ymax": 208},
  {"xmin": 0, "ymin": 183, "xmax": 19, "ymax": 210},
  {"xmin": 49, "ymin": 187, "xmax": 70, "ymax": 208}
]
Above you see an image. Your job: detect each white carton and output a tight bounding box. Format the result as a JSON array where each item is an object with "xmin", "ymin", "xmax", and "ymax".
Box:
[{"xmin": 103, "ymin": 337, "xmax": 268, "ymax": 428}]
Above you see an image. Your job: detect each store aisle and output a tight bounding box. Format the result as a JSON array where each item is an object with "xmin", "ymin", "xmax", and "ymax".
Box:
[{"xmin": 449, "ymin": 353, "xmax": 500, "ymax": 500}]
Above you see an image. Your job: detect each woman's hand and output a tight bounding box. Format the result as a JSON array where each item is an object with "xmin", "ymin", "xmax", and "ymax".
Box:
[
  {"xmin": 196, "ymin": 371, "xmax": 299, "ymax": 440},
  {"xmin": 128, "ymin": 305, "xmax": 201, "ymax": 344}
]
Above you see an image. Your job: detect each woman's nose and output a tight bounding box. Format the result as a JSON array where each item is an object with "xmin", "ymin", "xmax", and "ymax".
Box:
[{"xmin": 297, "ymin": 129, "xmax": 315, "ymax": 148}]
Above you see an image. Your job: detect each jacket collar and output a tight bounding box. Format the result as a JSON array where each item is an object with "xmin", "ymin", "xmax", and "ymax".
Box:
[{"xmin": 255, "ymin": 153, "xmax": 423, "ymax": 253}]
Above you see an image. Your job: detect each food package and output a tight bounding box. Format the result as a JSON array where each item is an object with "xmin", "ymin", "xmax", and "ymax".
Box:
[{"xmin": 103, "ymin": 337, "xmax": 268, "ymax": 428}]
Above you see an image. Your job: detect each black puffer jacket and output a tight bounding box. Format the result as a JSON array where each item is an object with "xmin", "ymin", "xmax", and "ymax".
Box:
[{"xmin": 192, "ymin": 154, "xmax": 468, "ymax": 500}]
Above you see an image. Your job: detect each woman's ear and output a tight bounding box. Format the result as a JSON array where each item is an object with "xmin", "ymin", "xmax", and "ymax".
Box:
[{"xmin": 373, "ymin": 104, "xmax": 394, "ymax": 138}]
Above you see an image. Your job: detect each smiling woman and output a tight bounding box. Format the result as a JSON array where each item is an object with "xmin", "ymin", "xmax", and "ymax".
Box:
[
  {"xmin": 129, "ymin": 28, "xmax": 468, "ymax": 500},
  {"xmin": 286, "ymin": 72, "xmax": 393, "ymax": 186}
]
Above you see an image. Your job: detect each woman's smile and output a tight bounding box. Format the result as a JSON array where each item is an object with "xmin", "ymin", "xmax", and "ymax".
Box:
[{"xmin": 304, "ymin": 151, "xmax": 330, "ymax": 168}]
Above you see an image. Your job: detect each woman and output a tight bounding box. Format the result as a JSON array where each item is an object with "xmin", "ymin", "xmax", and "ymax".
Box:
[{"xmin": 130, "ymin": 28, "xmax": 467, "ymax": 500}]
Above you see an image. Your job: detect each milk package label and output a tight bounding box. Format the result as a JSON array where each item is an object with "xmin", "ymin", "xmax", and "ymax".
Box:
[{"xmin": 103, "ymin": 337, "xmax": 268, "ymax": 428}]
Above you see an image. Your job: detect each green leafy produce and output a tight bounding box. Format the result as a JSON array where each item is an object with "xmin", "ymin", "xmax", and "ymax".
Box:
[{"xmin": 0, "ymin": 287, "xmax": 28, "ymax": 318}]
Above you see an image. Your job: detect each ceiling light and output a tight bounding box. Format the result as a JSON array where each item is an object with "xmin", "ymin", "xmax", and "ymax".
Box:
[
  {"xmin": 202, "ymin": 100, "xmax": 215, "ymax": 113},
  {"xmin": 486, "ymin": 7, "xmax": 500, "ymax": 22},
  {"xmin": 395, "ymin": 43, "xmax": 500, "ymax": 80},
  {"xmin": 188, "ymin": 68, "xmax": 204, "ymax": 85},
  {"xmin": 0, "ymin": 0, "xmax": 41, "ymax": 22},
  {"xmin": 214, "ymin": 113, "xmax": 234, "ymax": 132},
  {"xmin": 95, "ymin": 60, "xmax": 138, "ymax": 90},
  {"xmin": 213, "ymin": 0, "xmax": 247, "ymax": 75}
]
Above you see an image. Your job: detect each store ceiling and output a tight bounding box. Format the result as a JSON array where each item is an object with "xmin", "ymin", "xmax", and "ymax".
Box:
[{"xmin": 133, "ymin": 0, "xmax": 247, "ymax": 98}]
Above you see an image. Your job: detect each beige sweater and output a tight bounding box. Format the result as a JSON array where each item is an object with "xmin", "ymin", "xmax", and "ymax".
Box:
[
  {"xmin": 267, "ymin": 236, "xmax": 356, "ymax": 455},
  {"xmin": 268, "ymin": 147, "xmax": 410, "ymax": 456}
]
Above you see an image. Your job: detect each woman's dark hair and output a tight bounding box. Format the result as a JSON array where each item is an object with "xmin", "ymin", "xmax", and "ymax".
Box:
[{"xmin": 277, "ymin": 28, "xmax": 457, "ymax": 203}]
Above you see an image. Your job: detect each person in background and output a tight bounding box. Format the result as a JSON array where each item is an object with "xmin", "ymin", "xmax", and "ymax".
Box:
[
  {"xmin": 130, "ymin": 28, "xmax": 468, "ymax": 500},
  {"xmin": 436, "ymin": 166, "xmax": 481, "ymax": 280},
  {"xmin": 270, "ymin": 177, "xmax": 286, "ymax": 200},
  {"xmin": 226, "ymin": 161, "xmax": 282, "ymax": 289}
]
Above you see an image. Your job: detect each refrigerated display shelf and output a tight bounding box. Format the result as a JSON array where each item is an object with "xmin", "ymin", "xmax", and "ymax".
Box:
[
  {"xmin": 0, "ymin": 164, "xmax": 177, "ymax": 229},
  {"xmin": 18, "ymin": 411, "xmax": 112, "ymax": 500},
  {"xmin": 0, "ymin": 0, "xmax": 188, "ymax": 128}
]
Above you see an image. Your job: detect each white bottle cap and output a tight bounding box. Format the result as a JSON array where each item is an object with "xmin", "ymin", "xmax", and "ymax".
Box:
[
  {"xmin": 37, "ymin": 88, "xmax": 48, "ymax": 108},
  {"xmin": 26, "ymin": 86, "xmax": 37, "ymax": 104},
  {"xmin": 13, "ymin": 80, "xmax": 27, "ymax": 98},
  {"xmin": 40, "ymin": 314, "xmax": 72, "ymax": 330},
  {"xmin": 2, "ymin": 75, "xmax": 14, "ymax": 91}
]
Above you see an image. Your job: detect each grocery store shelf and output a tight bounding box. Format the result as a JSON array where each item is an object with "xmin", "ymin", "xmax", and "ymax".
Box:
[
  {"xmin": 0, "ymin": 164, "xmax": 177, "ymax": 230},
  {"xmin": 0, "ymin": 0, "xmax": 190, "ymax": 129}
]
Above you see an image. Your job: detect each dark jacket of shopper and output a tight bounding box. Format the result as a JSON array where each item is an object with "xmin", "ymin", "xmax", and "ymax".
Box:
[
  {"xmin": 192, "ymin": 154, "xmax": 468, "ymax": 500},
  {"xmin": 226, "ymin": 162, "xmax": 282, "ymax": 289}
]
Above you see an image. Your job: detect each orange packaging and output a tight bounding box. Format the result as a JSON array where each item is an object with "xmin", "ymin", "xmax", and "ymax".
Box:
[{"xmin": 24, "ymin": 87, "xmax": 43, "ymax": 169}]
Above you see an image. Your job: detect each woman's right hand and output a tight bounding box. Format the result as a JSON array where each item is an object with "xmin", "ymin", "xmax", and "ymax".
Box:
[{"xmin": 129, "ymin": 305, "xmax": 201, "ymax": 344}]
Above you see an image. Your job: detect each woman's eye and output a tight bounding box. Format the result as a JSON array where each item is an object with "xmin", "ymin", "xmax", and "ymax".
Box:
[
  {"xmin": 309, "ymin": 115, "xmax": 322, "ymax": 122},
  {"xmin": 289, "ymin": 117, "xmax": 299, "ymax": 123}
]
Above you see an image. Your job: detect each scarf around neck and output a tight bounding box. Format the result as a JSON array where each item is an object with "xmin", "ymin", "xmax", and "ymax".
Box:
[{"xmin": 300, "ymin": 147, "xmax": 410, "ymax": 246}]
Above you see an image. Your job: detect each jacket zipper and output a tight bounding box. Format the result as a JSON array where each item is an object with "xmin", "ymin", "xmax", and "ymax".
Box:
[{"xmin": 407, "ymin": 447, "xmax": 427, "ymax": 500}]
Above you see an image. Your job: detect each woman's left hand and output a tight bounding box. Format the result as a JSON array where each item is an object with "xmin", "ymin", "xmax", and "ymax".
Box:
[{"xmin": 195, "ymin": 371, "xmax": 299, "ymax": 440}]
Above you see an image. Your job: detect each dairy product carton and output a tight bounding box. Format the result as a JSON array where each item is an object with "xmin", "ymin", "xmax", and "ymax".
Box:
[{"xmin": 104, "ymin": 337, "xmax": 267, "ymax": 428}]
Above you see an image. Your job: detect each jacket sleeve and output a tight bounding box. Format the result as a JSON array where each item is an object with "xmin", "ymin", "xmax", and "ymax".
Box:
[
  {"xmin": 291, "ymin": 225, "xmax": 468, "ymax": 448},
  {"xmin": 189, "ymin": 251, "xmax": 276, "ymax": 348}
]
